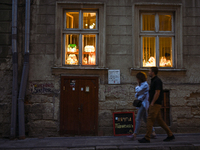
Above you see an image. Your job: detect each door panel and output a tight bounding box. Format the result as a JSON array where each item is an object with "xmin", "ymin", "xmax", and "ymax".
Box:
[
  {"xmin": 79, "ymin": 79, "xmax": 97, "ymax": 135},
  {"xmin": 60, "ymin": 77, "xmax": 98, "ymax": 136},
  {"xmin": 61, "ymin": 79, "xmax": 80, "ymax": 134}
]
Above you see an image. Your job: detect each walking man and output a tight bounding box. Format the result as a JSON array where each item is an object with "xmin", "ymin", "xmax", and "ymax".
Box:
[{"xmin": 138, "ymin": 67, "xmax": 175, "ymax": 143}]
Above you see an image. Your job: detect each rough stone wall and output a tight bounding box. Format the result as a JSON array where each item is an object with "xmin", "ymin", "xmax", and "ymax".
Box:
[
  {"xmin": 106, "ymin": 0, "xmax": 133, "ymax": 84},
  {"xmin": 1, "ymin": 0, "xmax": 200, "ymax": 138},
  {"xmin": 167, "ymin": 85, "xmax": 200, "ymax": 133},
  {"xmin": 99, "ymin": 0, "xmax": 135, "ymax": 135},
  {"xmin": 99, "ymin": 84, "xmax": 200, "ymax": 135},
  {"xmin": 0, "ymin": 0, "xmax": 12, "ymax": 137},
  {"xmin": 24, "ymin": 0, "xmax": 60, "ymax": 137},
  {"xmin": 174, "ymin": 0, "xmax": 200, "ymax": 133},
  {"xmin": 183, "ymin": 0, "xmax": 200, "ymax": 83},
  {"xmin": 99, "ymin": 84, "xmax": 136, "ymax": 135},
  {"xmin": 99, "ymin": 0, "xmax": 200, "ymax": 136}
]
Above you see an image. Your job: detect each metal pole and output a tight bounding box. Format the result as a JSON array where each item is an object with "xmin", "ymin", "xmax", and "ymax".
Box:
[
  {"xmin": 18, "ymin": 0, "xmax": 30, "ymax": 140},
  {"xmin": 10, "ymin": 0, "xmax": 18, "ymax": 140}
]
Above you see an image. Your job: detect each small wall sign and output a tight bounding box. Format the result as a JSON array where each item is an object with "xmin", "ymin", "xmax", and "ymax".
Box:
[{"xmin": 108, "ymin": 70, "xmax": 120, "ymax": 84}]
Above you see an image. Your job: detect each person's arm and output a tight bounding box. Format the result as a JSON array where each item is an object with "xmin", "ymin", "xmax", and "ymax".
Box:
[
  {"xmin": 135, "ymin": 93, "xmax": 138, "ymax": 98},
  {"xmin": 135, "ymin": 83, "xmax": 148, "ymax": 95},
  {"xmin": 137, "ymin": 92, "xmax": 147, "ymax": 101},
  {"xmin": 150, "ymin": 90, "xmax": 160, "ymax": 106}
]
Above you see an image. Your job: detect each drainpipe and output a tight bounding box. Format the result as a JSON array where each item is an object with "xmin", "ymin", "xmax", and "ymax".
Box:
[
  {"xmin": 18, "ymin": 0, "xmax": 30, "ymax": 140},
  {"xmin": 10, "ymin": 0, "xmax": 18, "ymax": 140}
]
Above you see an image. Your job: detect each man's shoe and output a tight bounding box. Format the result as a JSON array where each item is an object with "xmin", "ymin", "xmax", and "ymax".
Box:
[
  {"xmin": 163, "ymin": 135, "xmax": 175, "ymax": 141},
  {"xmin": 138, "ymin": 138, "xmax": 150, "ymax": 143}
]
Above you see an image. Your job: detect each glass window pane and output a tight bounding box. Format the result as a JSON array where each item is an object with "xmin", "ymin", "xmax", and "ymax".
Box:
[
  {"xmin": 66, "ymin": 12, "xmax": 79, "ymax": 29},
  {"xmin": 65, "ymin": 34, "xmax": 79, "ymax": 65},
  {"xmin": 159, "ymin": 15, "xmax": 172, "ymax": 31},
  {"xmin": 83, "ymin": 12, "xmax": 96, "ymax": 29},
  {"xmin": 82, "ymin": 35, "xmax": 96, "ymax": 65},
  {"xmin": 143, "ymin": 37, "xmax": 156, "ymax": 67},
  {"xmin": 159, "ymin": 37, "xmax": 173, "ymax": 67},
  {"xmin": 142, "ymin": 14, "xmax": 155, "ymax": 31}
]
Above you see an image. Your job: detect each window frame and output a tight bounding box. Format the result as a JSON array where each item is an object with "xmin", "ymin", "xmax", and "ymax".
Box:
[
  {"xmin": 132, "ymin": 3, "xmax": 183, "ymax": 71},
  {"xmin": 54, "ymin": 2, "xmax": 106, "ymax": 70},
  {"xmin": 64, "ymin": 10, "xmax": 80, "ymax": 30},
  {"xmin": 81, "ymin": 34, "xmax": 98, "ymax": 66},
  {"xmin": 140, "ymin": 12, "xmax": 175, "ymax": 33},
  {"xmin": 64, "ymin": 10, "xmax": 99, "ymax": 31},
  {"xmin": 140, "ymin": 12, "xmax": 175, "ymax": 68},
  {"xmin": 82, "ymin": 10, "xmax": 99, "ymax": 31},
  {"xmin": 140, "ymin": 12, "xmax": 156, "ymax": 33},
  {"xmin": 63, "ymin": 10, "xmax": 99, "ymax": 66}
]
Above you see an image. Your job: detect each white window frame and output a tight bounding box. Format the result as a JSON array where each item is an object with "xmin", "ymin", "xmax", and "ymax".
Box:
[
  {"xmin": 140, "ymin": 12, "xmax": 175, "ymax": 68},
  {"xmin": 63, "ymin": 10, "xmax": 99, "ymax": 66},
  {"xmin": 132, "ymin": 3, "xmax": 184, "ymax": 71}
]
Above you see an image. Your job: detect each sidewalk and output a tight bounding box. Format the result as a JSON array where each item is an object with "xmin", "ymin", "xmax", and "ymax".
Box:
[{"xmin": 0, "ymin": 133, "xmax": 200, "ymax": 150}]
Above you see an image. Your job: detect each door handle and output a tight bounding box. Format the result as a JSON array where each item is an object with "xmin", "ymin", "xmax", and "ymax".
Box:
[{"xmin": 78, "ymin": 107, "xmax": 81, "ymax": 111}]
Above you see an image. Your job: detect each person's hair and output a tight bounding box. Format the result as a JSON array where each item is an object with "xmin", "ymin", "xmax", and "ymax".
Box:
[
  {"xmin": 136, "ymin": 72, "xmax": 147, "ymax": 83},
  {"xmin": 151, "ymin": 67, "xmax": 158, "ymax": 75}
]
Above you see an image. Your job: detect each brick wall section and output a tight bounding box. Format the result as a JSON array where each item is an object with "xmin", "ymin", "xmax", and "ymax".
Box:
[{"xmin": 0, "ymin": 0, "xmax": 12, "ymax": 137}]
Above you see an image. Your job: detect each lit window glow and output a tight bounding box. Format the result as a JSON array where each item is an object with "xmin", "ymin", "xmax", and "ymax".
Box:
[
  {"xmin": 65, "ymin": 34, "xmax": 79, "ymax": 65},
  {"xmin": 66, "ymin": 12, "xmax": 79, "ymax": 29},
  {"xmin": 159, "ymin": 37, "xmax": 172, "ymax": 67},
  {"xmin": 143, "ymin": 57, "xmax": 156, "ymax": 67},
  {"xmin": 67, "ymin": 44, "xmax": 77, "ymax": 52},
  {"xmin": 82, "ymin": 35, "xmax": 96, "ymax": 65},
  {"xmin": 83, "ymin": 13, "xmax": 96, "ymax": 29},
  {"xmin": 84, "ymin": 45, "xmax": 95, "ymax": 52},
  {"xmin": 142, "ymin": 14, "xmax": 155, "ymax": 31},
  {"xmin": 141, "ymin": 13, "xmax": 173, "ymax": 68},
  {"xmin": 159, "ymin": 56, "xmax": 172, "ymax": 67},
  {"xmin": 159, "ymin": 15, "xmax": 172, "ymax": 31},
  {"xmin": 66, "ymin": 54, "xmax": 78, "ymax": 65},
  {"xmin": 142, "ymin": 37, "xmax": 156, "ymax": 67}
]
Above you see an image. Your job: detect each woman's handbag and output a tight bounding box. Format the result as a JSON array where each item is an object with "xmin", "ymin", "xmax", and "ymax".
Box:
[{"xmin": 133, "ymin": 100, "xmax": 142, "ymax": 107}]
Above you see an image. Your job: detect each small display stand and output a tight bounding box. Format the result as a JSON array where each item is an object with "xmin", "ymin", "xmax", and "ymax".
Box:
[{"xmin": 113, "ymin": 112, "xmax": 135, "ymax": 136}]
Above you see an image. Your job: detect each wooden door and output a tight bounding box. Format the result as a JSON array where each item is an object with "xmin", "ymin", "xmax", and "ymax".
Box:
[
  {"xmin": 60, "ymin": 76, "xmax": 98, "ymax": 136},
  {"xmin": 60, "ymin": 79, "xmax": 80, "ymax": 135}
]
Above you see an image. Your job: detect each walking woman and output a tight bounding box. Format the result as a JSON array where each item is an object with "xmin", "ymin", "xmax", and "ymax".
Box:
[{"xmin": 128, "ymin": 72, "xmax": 156, "ymax": 140}]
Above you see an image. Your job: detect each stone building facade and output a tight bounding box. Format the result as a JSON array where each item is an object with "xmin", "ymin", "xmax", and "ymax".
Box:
[
  {"xmin": 0, "ymin": 0, "xmax": 13, "ymax": 137},
  {"xmin": 0, "ymin": 0, "xmax": 200, "ymax": 137}
]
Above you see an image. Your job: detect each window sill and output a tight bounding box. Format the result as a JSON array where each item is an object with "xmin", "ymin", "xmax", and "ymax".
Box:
[
  {"xmin": 51, "ymin": 67, "xmax": 109, "ymax": 75},
  {"xmin": 130, "ymin": 68, "xmax": 186, "ymax": 72},
  {"xmin": 130, "ymin": 68, "xmax": 186, "ymax": 75}
]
